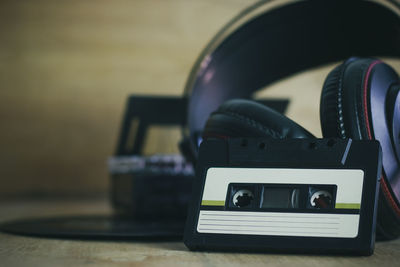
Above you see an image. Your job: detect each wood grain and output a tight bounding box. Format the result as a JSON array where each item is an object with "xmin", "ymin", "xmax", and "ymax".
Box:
[
  {"xmin": 0, "ymin": 0, "xmax": 256, "ymax": 196},
  {"xmin": 0, "ymin": 199, "xmax": 399, "ymax": 267}
]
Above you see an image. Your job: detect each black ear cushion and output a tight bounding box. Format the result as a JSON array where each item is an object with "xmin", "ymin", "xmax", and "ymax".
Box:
[
  {"xmin": 320, "ymin": 58, "xmax": 400, "ymax": 240},
  {"xmin": 203, "ymin": 99, "xmax": 315, "ymax": 139},
  {"xmin": 320, "ymin": 58, "xmax": 378, "ymax": 140},
  {"xmin": 320, "ymin": 63, "xmax": 347, "ymax": 138}
]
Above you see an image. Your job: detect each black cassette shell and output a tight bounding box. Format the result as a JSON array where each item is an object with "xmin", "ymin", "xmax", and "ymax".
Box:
[{"xmin": 184, "ymin": 138, "xmax": 382, "ymax": 255}]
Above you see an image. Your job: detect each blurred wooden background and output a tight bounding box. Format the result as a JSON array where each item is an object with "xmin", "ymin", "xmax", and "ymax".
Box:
[
  {"xmin": 1, "ymin": 0, "xmax": 399, "ymax": 198},
  {"xmin": 0, "ymin": 0, "xmax": 258, "ymax": 197}
]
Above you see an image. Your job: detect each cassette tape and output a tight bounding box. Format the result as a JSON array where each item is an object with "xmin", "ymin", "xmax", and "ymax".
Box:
[{"xmin": 184, "ymin": 138, "xmax": 382, "ymax": 255}]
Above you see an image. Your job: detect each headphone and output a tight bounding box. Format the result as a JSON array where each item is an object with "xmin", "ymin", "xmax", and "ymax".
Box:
[{"xmin": 181, "ymin": 0, "xmax": 400, "ymax": 240}]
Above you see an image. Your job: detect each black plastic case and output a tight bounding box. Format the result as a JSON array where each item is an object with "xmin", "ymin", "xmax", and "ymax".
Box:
[{"xmin": 184, "ymin": 138, "xmax": 382, "ymax": 255}]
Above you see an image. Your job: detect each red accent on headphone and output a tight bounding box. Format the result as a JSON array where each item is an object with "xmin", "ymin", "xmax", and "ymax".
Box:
[{"xmin": 363, "ymin": 60, "xmax": 400, "ymax": 218}]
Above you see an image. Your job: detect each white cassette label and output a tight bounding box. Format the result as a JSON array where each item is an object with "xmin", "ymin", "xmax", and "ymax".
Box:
[
  {"xmin": 197, "ymin": 210, "xmax": 359, "ymax": 238},
  {"xmin": 198, "ymin": 167, "xmax": 364, "ymax": 238}
]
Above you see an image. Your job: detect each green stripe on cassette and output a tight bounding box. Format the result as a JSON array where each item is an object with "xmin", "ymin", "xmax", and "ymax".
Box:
[
  {"xmin": 335, "ymin": 203, "xmax": 361, "ymax": 209},
  {"xmin": 201, "ymin": 200, "xmax": 225, "ymax": 206}
]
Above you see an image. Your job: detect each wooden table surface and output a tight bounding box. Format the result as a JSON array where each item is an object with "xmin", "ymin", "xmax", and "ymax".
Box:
[{"xmin": 0, "ymin": 198, "xmax": 399, "ymax": 267}]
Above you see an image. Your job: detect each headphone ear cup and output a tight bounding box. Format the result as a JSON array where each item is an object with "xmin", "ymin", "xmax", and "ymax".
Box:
[
  {"xmin": 320, "ymin": 58, "xmax": 379, "ymax": 140},
  {"xmin": 203, "ymin": 99, "xmax": 315, "ymax": 140},
  {"xmin": 320, "ymin": 58, "xmax": 400, "ymax": 240}
]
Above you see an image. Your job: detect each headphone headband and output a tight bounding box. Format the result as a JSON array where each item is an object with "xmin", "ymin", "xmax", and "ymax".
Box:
[{"xmin": 184, "ymin": 0, "xmax": 400, "ymax": 145}]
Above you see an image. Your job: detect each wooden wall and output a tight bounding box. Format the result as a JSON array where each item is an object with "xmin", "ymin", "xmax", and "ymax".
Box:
[
  {"xmin": 0, "ymin": 0, "xmax": 399, "ymax": 197},
  {"xmin": 0, "ymin": 0, "xmax": 257, "ymax": 197}
]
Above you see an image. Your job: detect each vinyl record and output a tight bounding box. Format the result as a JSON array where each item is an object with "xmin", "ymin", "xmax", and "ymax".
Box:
[{"xmin": 0, "ymin": 215, "xmax": 184, "ymax": 240}]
